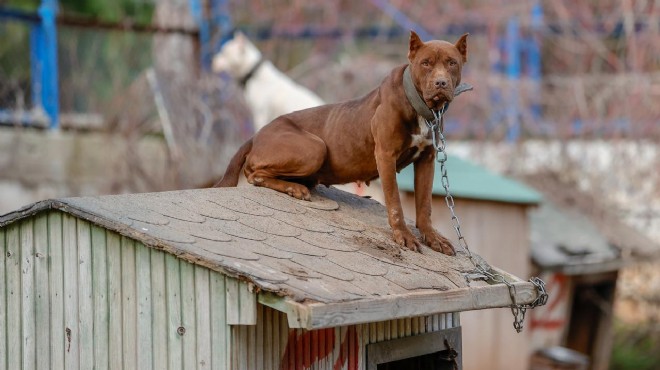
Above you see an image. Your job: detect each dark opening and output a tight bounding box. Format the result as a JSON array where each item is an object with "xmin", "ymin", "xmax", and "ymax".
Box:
[
  {"xmin": 377, "ymin": 349, "xmax": 457, "ymax": 370},
  {"xmin": 367, "ymin": 327, "xmax": 462, "ymax": 370},
  {"xmin": 566, "ymin": 280, "xmax": 616, "ymax": 359}
]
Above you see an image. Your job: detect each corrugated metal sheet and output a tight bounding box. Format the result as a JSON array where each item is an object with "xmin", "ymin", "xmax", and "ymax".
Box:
[
  {"xmin": 0, "ymin": 211, "xmax": 259, "ymax": 370},
  {"xmin": 231, "ymin": 304, "xmax": 459, "ymax": 370}
]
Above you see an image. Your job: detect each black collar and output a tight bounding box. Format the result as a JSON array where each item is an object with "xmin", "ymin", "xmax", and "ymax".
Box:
[
  {"xmin": 403, "ymin": 65, "xmax": 437, "ymax": 122},
  {"xmin": 238, "ymin": 58, "xmax": 265, "ymax": 88}
]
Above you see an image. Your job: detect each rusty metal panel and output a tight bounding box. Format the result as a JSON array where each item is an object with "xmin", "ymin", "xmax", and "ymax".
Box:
[{"xmin": 231, "ymin": 305, "xmax": 460, "ymax": 370}]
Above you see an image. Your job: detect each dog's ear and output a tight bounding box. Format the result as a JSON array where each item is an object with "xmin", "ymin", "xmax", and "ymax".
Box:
[
  {"xmin": 233, "ymin": 31, "xmax": 248, "ymax": 53},
  {"xmin": 235, "ymin": 31, "xmax": 246, "ymax": 44},
  {"xmin": 455, "ymin": 33, "xmax": 469, "ymax": 63},
  {"xmin": 408, "ymin": 30, "xmax": 424, "ymax": 61}
]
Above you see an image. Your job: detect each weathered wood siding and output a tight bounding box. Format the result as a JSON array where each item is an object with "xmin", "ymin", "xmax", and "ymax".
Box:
[
  {"xmin": 232, "ymin": 304, "xmax": 459, "ymax": 370},
  {"xmin": 1, "ymin": 209, "xmax": 460, "ymax": 370},
  {"xmin": 0, "ymin": 211, "xmax": 256, "ymax": 370},
  {"xmin": 402, "ymin": 195, "xmax": 532, "ymax": 370}
]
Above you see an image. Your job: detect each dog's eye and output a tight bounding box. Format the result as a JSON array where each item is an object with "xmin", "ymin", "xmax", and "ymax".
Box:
[
  {"xmin": 449, "ymin": 60, "xmax": 457, "ymax": 67},
  {"xmin": 421, "ymin": 61, "xmax": 430, "ymax": 67}
]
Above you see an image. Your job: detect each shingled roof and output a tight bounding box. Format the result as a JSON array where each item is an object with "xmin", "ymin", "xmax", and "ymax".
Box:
[
  {"xmin": 0, "ymin": 186, "xmax": 539, "ymax": 329},
  {"xmin": 525, "ymin": 173, "xmax": 660, "ymax": 275}
]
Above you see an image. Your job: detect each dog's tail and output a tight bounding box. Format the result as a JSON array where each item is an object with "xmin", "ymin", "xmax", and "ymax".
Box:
[{"xmin": 214, "ymin": 138, "xmax": 253, "ymax": 187}]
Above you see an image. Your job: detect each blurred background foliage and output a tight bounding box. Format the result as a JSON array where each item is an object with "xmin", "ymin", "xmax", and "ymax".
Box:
[{"xmin": 611, "ymin": 321, "xmax": 660, "ymax": 370}]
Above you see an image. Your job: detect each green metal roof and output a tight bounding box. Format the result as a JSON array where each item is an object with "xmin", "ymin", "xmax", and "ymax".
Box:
[{"xmin": 397, "ymin": 156, "xmax": 542, "ymax": 205}]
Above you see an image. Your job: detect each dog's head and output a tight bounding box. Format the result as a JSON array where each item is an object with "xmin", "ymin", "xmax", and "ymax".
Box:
[
  {"xmin": 212, "ymin": 31, "xmax": 262, "ymax": 78},
  {"xmin": 407, "ymin": 31, "xmax": 468, "ymax": 110}
]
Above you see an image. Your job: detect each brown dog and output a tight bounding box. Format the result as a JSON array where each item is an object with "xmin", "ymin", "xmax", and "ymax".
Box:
[{"xmin": 216, "ymin": 31, "xmax": 468, "ymax": 255}]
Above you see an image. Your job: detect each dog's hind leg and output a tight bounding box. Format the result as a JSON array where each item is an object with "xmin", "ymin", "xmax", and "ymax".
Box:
[
  {"xmin": 247, "ymin": 176, "xmax": 314, "ymax": 200},
  {"xmin": 244, "ymin": 124, "xmax": 327, "ymax": 201}
]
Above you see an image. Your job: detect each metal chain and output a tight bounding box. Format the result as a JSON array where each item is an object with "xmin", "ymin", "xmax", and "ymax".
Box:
[{"xmin": 425, "ymin": 107, "xmax": 548, "ymax": 333}]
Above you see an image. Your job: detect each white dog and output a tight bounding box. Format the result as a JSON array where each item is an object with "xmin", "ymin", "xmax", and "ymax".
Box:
[{"xmin": 212, "ymin": 31, "xmax": 325, "ymax": 131}]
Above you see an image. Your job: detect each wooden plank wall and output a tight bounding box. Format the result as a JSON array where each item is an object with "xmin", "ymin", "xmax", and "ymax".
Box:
[
  {"xmin": 231, "ymin": 304, "xmax": 459, "ymax": 370},
  {"xmin": 0, "ymin": 211, "xmax": 256, "ymax": 370}
]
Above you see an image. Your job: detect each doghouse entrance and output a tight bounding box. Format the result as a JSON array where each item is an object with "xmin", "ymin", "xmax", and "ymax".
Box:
[
  {"xmin": 565, "ymin": 273, "xmax": 617, "ymax": 366},
  {"xmin": 377, "ymin": 349, "xmax": 458, "ymax": 370},
  {"xmin": 367, "ymin": 327, "xmax": 462, "ymax": 370}
]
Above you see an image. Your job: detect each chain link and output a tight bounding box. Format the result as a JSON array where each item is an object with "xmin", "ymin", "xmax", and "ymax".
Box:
[{"xmin": 425, "ymin": 107, "xmax": 548, "ymax": 333}]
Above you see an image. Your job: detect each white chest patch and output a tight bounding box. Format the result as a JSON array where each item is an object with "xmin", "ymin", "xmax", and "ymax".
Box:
[{"xmin": 409, "ymin": 116, "xmax": 433, "ymax": 160}]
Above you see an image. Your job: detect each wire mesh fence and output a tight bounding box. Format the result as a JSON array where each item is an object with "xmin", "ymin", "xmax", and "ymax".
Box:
[
  {"xmin": 0, "ymin": 20, "xmax": 33, "ymax": 115},
  {"xmin": 229, "ymin": 0, "xmax": 659, "ymax": 140},
  {"xmin": 0, "ymin": 0, "xmax": 658, "ymax": 139},
  {"xmin": 0, "ymin": 0, "xmax": 253, "ymax": 191}
]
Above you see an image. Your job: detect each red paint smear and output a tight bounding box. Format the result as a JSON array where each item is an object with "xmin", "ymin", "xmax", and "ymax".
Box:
[
  {"xmin": 311, "ymin": 330, "xmax": 319, "ymax": 368},
  {"xmin": 546, "ymin": 273, "xmax": 568, "ymax": 312},
  {"xmin": 297, "ymin": 329, "xmax": 303, "ymax": 370},
  {"xmin": 348, "ymin": 326, "xmax": 357, "ymax": 369},
  {"xmin": 326, "ymin": 327, "xmax": 333, "ymax": 361},
  {"xmin": 530, "ymin": 318, "xmax": 565, "ymax": 330},
  {"xmin": 530, "ymin": 273, "xmax": 569, "ymax": 332},
  {"xmin": 280, "ymin": 327, "xmax": 359, "ymax": 370},
  {"xmin": 280, "ymin": 328, "xmax": 336, "ymax": 370},
  {"xmin": 333, "ymin": 327, "xmax": 359, "ymax": 370}
]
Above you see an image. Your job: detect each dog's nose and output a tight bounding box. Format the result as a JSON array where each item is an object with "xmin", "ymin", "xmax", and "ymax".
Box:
[{"xmin": 435, "ymin": 78, "xmax": 449, "ymax": 89}]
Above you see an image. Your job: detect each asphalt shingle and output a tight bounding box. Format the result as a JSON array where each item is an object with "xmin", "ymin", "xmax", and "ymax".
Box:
[{"xmin": 1, "ymin": 185, "xmax": 498, "ymax": 304}]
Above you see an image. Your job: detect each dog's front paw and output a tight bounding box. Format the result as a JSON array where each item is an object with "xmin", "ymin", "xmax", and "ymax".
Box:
[
  {"xmin": 285, "ymin": 184, "xmax": 311, "ymax": 201},
  {"xmin": 420, "ymin": 228, "xmax": 455, "ymax": 256},
  {"xmin": 392, "ymin": 228, "xmax": 421, "ymax": 252}
]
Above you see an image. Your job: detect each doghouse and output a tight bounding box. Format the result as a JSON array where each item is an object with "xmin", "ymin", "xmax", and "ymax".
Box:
[
  {"xmin": 0, "ymin": 186, "xmax": 541, "ymax": 370},
  {"xmin": 523, "ymin": 174, "xmax": 660, "ymax": 370}
]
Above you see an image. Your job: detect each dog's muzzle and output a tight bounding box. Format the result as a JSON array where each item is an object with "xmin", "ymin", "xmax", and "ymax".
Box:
[{"xmin": 424, "ymin": 88, "xmax": 454, "ymax": 109}]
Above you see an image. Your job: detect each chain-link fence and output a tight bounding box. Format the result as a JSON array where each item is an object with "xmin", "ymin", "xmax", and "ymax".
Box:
[
  {"xmin": 1, "ymin": 0, "xmax": 658, "ymax": 139},
  {"xmin": 228, "ymin": 0, "xmax": 659, "ymax": 140},
  {"xmin": 0, "ymin": 0, "xmax": 251, "ymax": 192}
]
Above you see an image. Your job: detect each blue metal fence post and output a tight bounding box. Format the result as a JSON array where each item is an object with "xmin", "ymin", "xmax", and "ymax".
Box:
[
  {"xmin": 189, "ymin": 0, "xmax": 233, "ymax": 71},
  {"xmin": 211, "ymin": 0, "xmax": 233, "ymax": 49},
  {"xmin": 31, "ymin": 0, "xmax": 59, "ymax": 129},
  {"xmin": 505, "ymin": 17, "xmax": 521, "ymax": 142},
  {"xmin": 528, "ymin": 1, "xmax": 543, "ymax": 123},
  {"xmin": 188, "ymin": 0, "xmax": 208, "ymax": 72}
]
